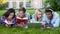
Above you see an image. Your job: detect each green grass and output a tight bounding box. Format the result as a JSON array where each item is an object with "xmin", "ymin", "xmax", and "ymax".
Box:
[
  {"xmin": 0, "ymin": 10, "xmax": 60, "ymax": 34},
  {"xmin": 0, "ymin": 25, "xmax": 60, "ymax": 34}
]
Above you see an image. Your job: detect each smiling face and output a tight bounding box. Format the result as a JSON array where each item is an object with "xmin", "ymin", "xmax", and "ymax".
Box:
[{"xmin": 7, "ymin": 12, "xmax": 14, "ymax": 20}]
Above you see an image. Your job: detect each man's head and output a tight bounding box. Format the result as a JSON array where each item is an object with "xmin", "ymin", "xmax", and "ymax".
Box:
[
  {"xmin": 45, "ymin": 7, "xmax": 53, "ymax": 19},
  {"xmin": 18, "ymin": 7, "xmax": 26, "ymax": 18}
]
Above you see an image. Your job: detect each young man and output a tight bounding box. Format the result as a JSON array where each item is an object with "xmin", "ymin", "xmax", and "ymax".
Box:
[
  {"xmin": 42, "ymin": 7, "xmax": 59, "ymax": 28},
  {"xmin": 16, "ymin": 7, "xmax": 31, "ymax": 22},
  {"xmin": 16, "ymin": 7, "xmax": 30, "ymax": 28}
]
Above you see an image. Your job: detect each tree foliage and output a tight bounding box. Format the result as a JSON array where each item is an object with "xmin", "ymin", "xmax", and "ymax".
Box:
[
  {"xmin": 45, "ymin": 0, "xmax": 60, "ymax": 11},
  {"xmin": 0, "ymin": 0, "xmax": 8, "ymax": 10}
]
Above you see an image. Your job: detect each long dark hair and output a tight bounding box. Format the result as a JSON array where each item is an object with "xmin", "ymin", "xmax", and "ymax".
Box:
[{"xmin": 3, "ymin": 8, "xmax": 15, "ymax": 19}]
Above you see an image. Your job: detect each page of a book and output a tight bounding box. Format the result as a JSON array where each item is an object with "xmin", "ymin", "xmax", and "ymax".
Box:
[
  {"xmin": 4, "ymin": 19, "xmax": 14, "ymax": 24},
  {"xmin": 17, "ymin": 17, "xmax": 28, "ymax": 20},
  {"xmin": 16, "ymin": 17, "xmax": 28, "ymax": 24}
]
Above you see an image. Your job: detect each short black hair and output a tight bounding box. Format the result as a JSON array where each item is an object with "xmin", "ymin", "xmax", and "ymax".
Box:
[
  {"xmin": 45, "ymin": 7, "xmax": 52, "ymax": 13},
  {"xmin": 19, "ymin": 7, "xmax": 26, "ymax": 13},
  {"xmin": 3, "ymin": 8, "xmax": 15, "ymax": 19},
  {"xmin": 45, "ymin": 10, "xmax": 52, "ymax": 13}
]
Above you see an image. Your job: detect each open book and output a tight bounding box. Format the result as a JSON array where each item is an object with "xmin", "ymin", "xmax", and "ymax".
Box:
[
  {"xmin": 4, "ymin": 19, "xmax": 14, "ymax": 24},
  {"xmin": 16, "ymin": 17, "xmax": 28, "ymax": 24}
]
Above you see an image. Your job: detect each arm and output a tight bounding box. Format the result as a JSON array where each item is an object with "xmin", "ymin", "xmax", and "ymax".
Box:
[
  {"xmin": 0, "ymin": 16, "xmax": 6, "ymax": 26},
  {"xmin": 42, "ymin": 14, "xmax": 47, "ymax": 24},
  {"xmin": 11, "ymin": 18, "xmax": 17, "ymax": 27},
  {"xmin": 53, "ymin": 16, "xmax": 59, "ymax": 27}
]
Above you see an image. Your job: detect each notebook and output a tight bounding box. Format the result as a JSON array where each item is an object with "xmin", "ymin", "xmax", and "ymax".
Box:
[{"xmin": 4, "ymin": 19, "xmax": 14, "ymax": 24}]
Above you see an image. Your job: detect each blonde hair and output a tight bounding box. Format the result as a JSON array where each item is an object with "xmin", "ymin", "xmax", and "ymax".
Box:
[
  {"xmin": 35, "ymin": 9, "xmax": 42, "ymax": 15},
  {"xmin": 35, "ymin": 9, "xmax": 42, "ymax": 21}
]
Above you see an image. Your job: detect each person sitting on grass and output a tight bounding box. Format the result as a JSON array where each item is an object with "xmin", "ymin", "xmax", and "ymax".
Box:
[
  {"xmin": 0, "ymin": 8, "xmax": 16, "ymax": 27},
  {"xmin": 30, "ymin": 9, "xmax": 43, "ymax": 23},
  {"xmin": 16, "ymin": 7, "xmax": 30, "ymax": 28},
  {"xmin": 42, "ymin": 7, "xmax": 59, "ymax": 28}
]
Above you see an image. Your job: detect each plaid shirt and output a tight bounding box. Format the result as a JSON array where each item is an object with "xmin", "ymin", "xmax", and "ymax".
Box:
[{"xmin": 0, "ymin": 16, "xmax": 16, "ymax": 26}]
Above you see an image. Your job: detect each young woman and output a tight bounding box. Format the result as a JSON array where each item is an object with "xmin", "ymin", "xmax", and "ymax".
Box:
[
  {"xmin": 30, "ymin": 9, "xmax": 46, "ymax": 28},
  {"xmin": 30, "ymin": 9, "xmax": 43, "ymax": 23},
  {"xmin": 16, "ymin": 7, "xmax": 29, "ymax": 28},
  {"xmin": 0, "ymin": 8, "xmax": 16, "ymax": 27}
]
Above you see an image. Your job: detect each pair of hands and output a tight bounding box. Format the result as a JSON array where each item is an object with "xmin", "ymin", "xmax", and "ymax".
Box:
[
  {"xmin": 5, "ymin": 24, "xmax": 11, "ymax": 27},
  {"xmin": 17, "ymin": 17, "xmax": 28, "ymax": 20},
  {"xmin": 4, "ymin": 20, "xmax": 12, "ymax": 27},
  {"xmin": 41, "ymin": 22, "xmax": 53, "ymax": 28}
]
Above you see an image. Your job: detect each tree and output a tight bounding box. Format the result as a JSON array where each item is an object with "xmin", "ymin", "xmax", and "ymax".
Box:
[
  {"xmin": 0, "ymin": 0, "xmax": 8, "ymax": 10},
  {"xmin": 45, "ymin": 0, "xmax": 60, "ymax": 11}
]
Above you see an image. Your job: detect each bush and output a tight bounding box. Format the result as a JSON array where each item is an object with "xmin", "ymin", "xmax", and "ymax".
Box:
[
  {"xmin": 0, "ymin": 0, "xmax": 8, "ymax": 10},
  {"xmin": 0, "ymin": 3, "xmax": 8, "ymax": 10},
  {"xmin": 45, "ymin": 0, "xmax": 60, "ymax": 11}
]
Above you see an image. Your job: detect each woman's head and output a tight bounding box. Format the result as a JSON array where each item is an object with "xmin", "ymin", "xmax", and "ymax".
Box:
[
  {"xmin": 3, "ymin": 8, "xmax": 15, "ymax": 20},
  {"xmin": 35, "ymin": 9, "xmax": 42, "ymax": 19},
  {"xmin": 18, "ymin": 7, "xmax": 26, "ymax": 18}
]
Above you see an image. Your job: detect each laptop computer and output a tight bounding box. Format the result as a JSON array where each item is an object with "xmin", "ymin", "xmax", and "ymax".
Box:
[{"xmin": 28, "ymin": 23, "xmax": 41, "ymax": 28}]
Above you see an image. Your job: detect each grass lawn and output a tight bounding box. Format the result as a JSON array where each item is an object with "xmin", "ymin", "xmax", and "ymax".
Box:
[{"xmin": 0, "ymin": 10, "xmax": 60, "ymax": 34}]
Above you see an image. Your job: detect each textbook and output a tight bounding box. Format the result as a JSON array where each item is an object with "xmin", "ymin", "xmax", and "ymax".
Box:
[
  {"xmin": 4, "ymin": 19, "xmax": 14, "ymax": 24},
  {"xmin": 16, "ymin": 17, "xmax": 28, "ymax": 24}
]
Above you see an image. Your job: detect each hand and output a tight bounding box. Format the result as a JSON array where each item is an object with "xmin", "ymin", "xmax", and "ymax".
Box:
[
  {"xmin": 42, "ymin": 22, "xmax": 48, "ymax": 28},
  {"xmin": 5, "ymin": 24, "xmax": 11, "ymax": 27},
  {"xmin": 5, "ymin": 24, "xmax": 9, "ymax": 27},
  {"xmin": 49, "ymin": 24, "xmax": 53, "ymax": 27},
  {"xmin": 41, "ymin": 22, "xmax": 46, "ymax": 25},
  {"xmin": 17, "ymin": 17, "xmax": 22, "ymax": 19},
  {"xmin": 22, "ymin": 18, "xmax": 28, "ymax": 20}
]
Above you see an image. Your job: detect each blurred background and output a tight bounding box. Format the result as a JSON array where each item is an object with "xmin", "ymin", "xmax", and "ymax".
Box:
[
  {"xmin": 0, "ymin": 0, "xmax": 60, "ymax": 34},
  {"xmin": 0, "ymin": 0, "xmax": 60, "ymax": 11}
]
